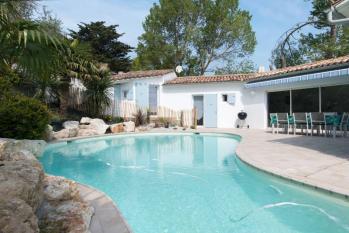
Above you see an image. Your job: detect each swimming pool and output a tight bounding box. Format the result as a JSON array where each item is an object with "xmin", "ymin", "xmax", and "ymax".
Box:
[{"xmin": 40, "ymin": 133, "xmax": 349, "ymax": 233}]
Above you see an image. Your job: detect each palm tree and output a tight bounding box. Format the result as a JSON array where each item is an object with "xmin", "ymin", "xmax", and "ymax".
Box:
[
  {"xmin": 0, "ymin": 1, "xmax": 62, "ymax": 77},
  {"xmin": 82, "ymin": 68, "xmax": 113, "ymax": 118},
  {"xmin": 0, "ymin": 1, "xmax": 99, "ymax": 116}
]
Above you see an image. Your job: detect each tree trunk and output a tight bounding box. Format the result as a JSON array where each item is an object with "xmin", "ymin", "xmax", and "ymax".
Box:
[
  {"xmin": 58, "ymin": 81, "xmax": 70, "ymax": 116},
  {"xmin": 329, "ymin": 25, "xmax": 337, "ymax": 58}
]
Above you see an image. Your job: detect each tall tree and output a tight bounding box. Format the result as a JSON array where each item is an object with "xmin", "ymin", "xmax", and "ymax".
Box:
[
  {"xmin": 133, "ymin": 0, "xmax": 197, "ymax": 72},
  {"xmin": 215, "ymin": 58, "xmax": 255, "ymax": 75},
  {"xmin": 271, "ymin": 0, "xmax": 349, "ymax": 68},
  {"xmin": 134, "ymin": 0, "xmax": 256, "ymax": 75},
  {"xmin": 69, "ymin": 21, "xmax": 132, "ymax": 72}
]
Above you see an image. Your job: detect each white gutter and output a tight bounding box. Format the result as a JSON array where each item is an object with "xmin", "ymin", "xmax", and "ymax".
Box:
[
  {"xmin": 245, "ymin": 67, "xmax": 349, "ymax": 89},
  {"xmin": 327, "ymin": 0, "xmax": 349, "ymax": 25}
]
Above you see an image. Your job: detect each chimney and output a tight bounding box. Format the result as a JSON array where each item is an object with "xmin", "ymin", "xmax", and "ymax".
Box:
[{"xmin": 258, "ymin": 66, "xmax": 265, "ymax": 73}]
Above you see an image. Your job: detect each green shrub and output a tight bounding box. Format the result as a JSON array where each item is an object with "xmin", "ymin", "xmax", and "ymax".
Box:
[
  {"xmin": 113, "ymin": 116, "xmax": 124, "ymax": 123},
  {"xmin": 0, "ymin": 95, "xmax": 51, "ymax": 139}
]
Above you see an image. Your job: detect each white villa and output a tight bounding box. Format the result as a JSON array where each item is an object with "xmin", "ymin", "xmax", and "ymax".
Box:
[{"xmin": 111, "ymin": 56, "xmax": 349, "ymax": 130}]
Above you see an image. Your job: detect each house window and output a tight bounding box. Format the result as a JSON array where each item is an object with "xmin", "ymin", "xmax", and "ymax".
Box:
[
  {"xmin": 222, "ymin": 94, "xmax": 228, "ymax": 102},
  {"xmin": 123, "ymin": 90, "xmax": 129, "ymax": 99},
  {"xmin": 227, "ymin": 94, "xmax": 236, "ymax": 105}
]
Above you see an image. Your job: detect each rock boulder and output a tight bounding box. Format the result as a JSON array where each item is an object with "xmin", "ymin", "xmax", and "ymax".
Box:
[
  {"xmin": 63, "ymin": 121, "xmax": 80, "ymax": 130},
  {"xmin": 44, "ymin": 125, "xmax": 54, "ymax": 141},
  {"xmin": 123, "ymin": 121, "xmax": 135, "ymax": 132},
  {"xmin": 77, "ymin": 118, "xmax": 109, "ymax": 136},
  {"xmin": 0, "ymin": 159, "xmax": 44, "ymax": 211},
  {"xmin": 43, "ymin": 176, "xmax": 79, "ymax": 203},
  {"xmin": 53, "ymin": 128, "xmax": 78, "ymax": 140},
  {"xmin": 38, "ymin": 176, "xmax": 94, "ymax": 233},
  {"xmin": 0, "ymin": 139, "xmax": 46, "ymax": 158},
  {"xmin": 0, "ymin": 197, "xmax": 39, "ymax": 233},
  {"xmin": 77, "ymin": 129, "xmax": 100, "ymax": 137},
  {"xmin": 0, "ymin": 150, "xmax": 37, "ymax": 162},
  {"xmin": 89, "ymin": 119, "xmax": 109, "ymax": 135},
  {"xmin": 110, "ymin": 123, "xmax": 124, "ymax": 133},
  {"xmin": 80, "ymin": 117, "xmax": 92, "ymax": 125}
]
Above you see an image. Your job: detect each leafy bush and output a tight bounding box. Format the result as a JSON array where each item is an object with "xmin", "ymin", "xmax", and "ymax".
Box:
[
  {"xmin": 0, "ymin": 95, "xmax": 51, "ymax": 139},
  {"xmin": 102, "ymin": 115, "xmax": 124, "ymax": 124},
  {"xmin": 113, "ymin": 116, "xmax": 124, "ymax": 123},
  {"xmin": 159, "ymin": 117, "xmax": 172, "ymax": 128}
]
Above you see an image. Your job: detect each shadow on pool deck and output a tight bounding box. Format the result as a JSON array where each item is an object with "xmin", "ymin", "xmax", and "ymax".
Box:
[{"xmin": 268, "ymin": 134, "xmax": 349, "ymax": 160}]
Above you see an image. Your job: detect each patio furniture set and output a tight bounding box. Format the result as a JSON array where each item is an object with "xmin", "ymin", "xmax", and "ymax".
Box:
[{"xmin": 269, "ymin": 112, "xmax": 349, "ymax": 138}]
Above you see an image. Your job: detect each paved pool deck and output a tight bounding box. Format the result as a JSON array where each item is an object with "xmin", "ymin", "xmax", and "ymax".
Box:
[{"xmin": 196, "ymin": 128, "xmax": 349, "ymax": 198}]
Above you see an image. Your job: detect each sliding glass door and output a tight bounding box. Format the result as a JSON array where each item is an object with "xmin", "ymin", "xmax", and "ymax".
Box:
[
  {"xmin": 268, "ymin": 91, "xmax": 290, "ymax": 114},
  {"xmin": 292, "ymin": 88, "xmax": 319, "ymax": 112},
  {"xmin": 322, "ymin": 84, "xmax": 349, "ymax": 112},
  {"xmin": 268, "ymin": 84, "xmax": 349, "ymax": 114}
]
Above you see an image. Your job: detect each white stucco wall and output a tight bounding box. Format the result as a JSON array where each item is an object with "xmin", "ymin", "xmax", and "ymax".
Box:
[
  {"xmin": 114, "ymin": 72, "xmax": 177, "ymax": 106},
  {"xmin": 161, "ymin": 82, "xmax": 267, "ymax": 129}
]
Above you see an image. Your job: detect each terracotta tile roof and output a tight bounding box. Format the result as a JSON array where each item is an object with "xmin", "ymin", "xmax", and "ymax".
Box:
[
  {"xmin": 164, "ymin": 55, "xmax": 349, "ymax": 85},
  {"xmin": 332, "ymin": 0, "xmax": 345, "ymax": 5},
  {"xmin": 250, "ymin": 55, "xmax": 349, "ymax": 82},
  {"xmin": 164, "ymin": 73, "xmax": 255, "ymax": 85},
  {"xmin": 112, "ymin": 69, "xmax": 174, "ymax": 81}
]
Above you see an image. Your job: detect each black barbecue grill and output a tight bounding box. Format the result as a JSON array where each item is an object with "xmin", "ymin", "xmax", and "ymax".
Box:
[{"xmin": 237, "ymin": 111, "xmax": 249, "ymax": 128}]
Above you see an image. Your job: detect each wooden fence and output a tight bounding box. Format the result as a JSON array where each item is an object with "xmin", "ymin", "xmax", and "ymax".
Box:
[
  {"xmin": 114, "ymin": 101, "xmax": 195, "ymax": 127},
  {"xmin": 67, "ymin": 93, "xmax": 195, "ymax": 127}
]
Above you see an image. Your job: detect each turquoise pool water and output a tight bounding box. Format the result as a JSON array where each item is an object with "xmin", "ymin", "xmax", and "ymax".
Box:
[{"xmin": 40, "ymin": 133, "xmax": 349, "ymax": 233}]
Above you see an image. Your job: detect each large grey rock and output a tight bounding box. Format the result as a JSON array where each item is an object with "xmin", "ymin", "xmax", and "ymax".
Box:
[
  {"xmin": 44, "ymin": 125, "xmax": 54, "ymax": 141},
  {"xmin": 43, "ymin": 176, "xmax": 79, "ymax": 203},
  {"xmin": 110, "ymin": 123, "xmax": 124, "ymax": 133},
  {"xmin": 0, "ymin": 150, "xmax": 37, "ymax": 162},
  {"xmin": 63, "ymin": 121, "xmax": 80, "ymax": 130},
  {"xmin": 0, "ymin": 159, "xmax": 44, "ymax": 211},
  {"xmin": 0, "ymin": 196, "xmax": 39, "ymax": 233},
  {"xmin": 77, "ymin": 118, "xmax": 109, "ymax": 136},
  {"xmin": 38, "ymin": 176, "xmax": 94, "ymax": 233},
  {"xmin": 77, "ymin": 129, "xmax": 100, "ymax": 137},
  {"xmin": 53, "ymin": 128, "xmax": 78, "ymax": 140},
  {"xmin": 89, "ymin": 119, "xmax": 109, "ymax": 135},
  {"xmin": 39, "ymin": 200, "xmax": 93, "ymax": 233},
  {"xmin": 123, "ymin": 121, "xmax": 135, "ymax": 132},
  {"xmin": 80, "ymin": 117, "xmax": 92, "ymax": 124},
  {"xmin": 0, "ymin": 139, "xmax": 46, "ymax": 158}
]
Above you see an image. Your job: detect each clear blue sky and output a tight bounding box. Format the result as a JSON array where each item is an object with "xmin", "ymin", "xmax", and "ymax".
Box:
[{"xmin": 40, "ymin": 0, "xmax": 313, "ymax": 69}]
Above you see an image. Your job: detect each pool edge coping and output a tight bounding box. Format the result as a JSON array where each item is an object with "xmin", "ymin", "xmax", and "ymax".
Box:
[{"xmin": 76, "ymin": 182, "xmax": 133, "ymax": 233}]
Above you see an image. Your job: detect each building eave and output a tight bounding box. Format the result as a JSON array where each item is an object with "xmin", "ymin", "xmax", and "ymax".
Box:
[{"xmin": 328, "ymin": 0, "xmax": 349, "ymax": 25}]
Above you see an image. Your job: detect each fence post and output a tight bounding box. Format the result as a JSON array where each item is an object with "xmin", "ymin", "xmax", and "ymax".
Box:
[{"xmin": 192, "ymin": 108, "xmax": 197, "ymax": 129}]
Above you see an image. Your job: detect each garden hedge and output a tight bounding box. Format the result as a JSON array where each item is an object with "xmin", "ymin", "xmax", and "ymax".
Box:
[{"xmin": 0, "ymin": 95, "xmax": 51, "ymax": 140}]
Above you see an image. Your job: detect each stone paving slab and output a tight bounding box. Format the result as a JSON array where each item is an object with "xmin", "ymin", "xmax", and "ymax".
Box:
[
  {"xmin": 77, "ymin": 183, "xmax": 132, "ymax": 233},
  {"xmin": 196, "ymin": 128, "xmax": 349, "ymax": 198}
]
